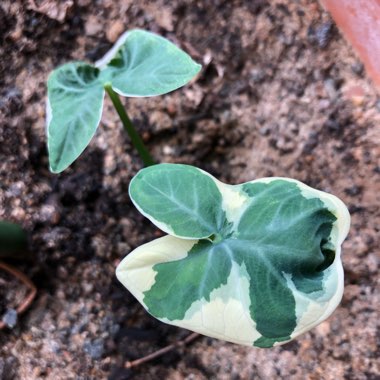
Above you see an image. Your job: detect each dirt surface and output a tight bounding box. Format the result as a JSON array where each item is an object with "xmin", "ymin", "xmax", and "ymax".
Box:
[{"xmin": 0, "ymin": 0, "xmax": 379, "ymax": 379}]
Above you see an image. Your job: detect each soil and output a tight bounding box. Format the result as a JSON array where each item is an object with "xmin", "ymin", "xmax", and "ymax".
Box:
[{"xmin": 0, "ymin": 0, "xmax": 379, "ymax": 379}]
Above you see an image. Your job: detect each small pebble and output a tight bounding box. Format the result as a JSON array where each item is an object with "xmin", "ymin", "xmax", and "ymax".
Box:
[
  {"xmin": 163, "ymin": 145, "xmax": 174, "ymax": 155},
  {"xmin": 351, "ymin": 62, "xmax": 364, "ymax": 76},
  {"xmin": 250, "ymin": 69, "xmax": 265, "ymax": 84},
  {"xmin": 2, "ymin": 309, "xmax": 18, "ymax": 329},
  {"xmin": 85, "ymin": 15, "xmax": 103, "ymax": 36},
  {"xmin": 308, "ymin": 21, "xmax": 334, "ymax": 49},
  {"xmin": 324, "ymin": 78, "xmax": 338, "ymax": 99},
  {"xmin": 83, "ymin": 338, "xmax": 104, "ymax": 360},
  {"xmin": 106, "ymin": 20, "xmax": 124, "ymax": 43},
  {"xmin": 315, "ymin": 22, "xmax": 333, "ymax": 48}
]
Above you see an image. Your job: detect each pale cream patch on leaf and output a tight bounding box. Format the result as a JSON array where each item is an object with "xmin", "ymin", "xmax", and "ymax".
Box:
[
  {"xmin": 213, "ymin": 181, "xmax": 250, "ymax": 227},
  {"xmin": 159, "ymin": 261, "xmax": 262, "ymax": 346},
  {"xmin": 116, "ymin": 236, "xmax": 198, "ymax": 304},
  {"xmin": 195, "ymin": 166, "xmax": 250, "ymax": 228},
  {"xmin": 283, "ymin": 260, "xmax": 344, "ymax": 339}
]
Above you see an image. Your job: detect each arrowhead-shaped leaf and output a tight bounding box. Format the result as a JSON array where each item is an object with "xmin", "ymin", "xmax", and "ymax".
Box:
[
  {"xmin": 99, "ymin": 29, "xmax": 202, "ymax": 97},
  {"xmin": 117, "ymin": 164, "xmax": 350, "ymax": 347},
  {"xmin": 47, "ymin": 62, "xmax": 104, "ymax": 173}
]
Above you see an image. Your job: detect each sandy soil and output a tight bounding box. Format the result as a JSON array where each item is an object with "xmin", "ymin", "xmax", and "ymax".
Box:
[{"xmin": 0, "ymin": 0, "xmax": 379, "ymax": 379}]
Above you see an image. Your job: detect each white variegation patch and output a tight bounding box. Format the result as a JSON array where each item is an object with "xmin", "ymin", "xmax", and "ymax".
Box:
[
  {"xmin": 213, "ymin": 181, "xmax": 250, "ymax": 227},
  {"xmin": 116, "ymin": 236, "xmax": 197, "ymax": 299},
  {"xmin": 161, "ymin": 260, "xmax": 262, "ymax": 346},
  {"xmin": 284, "ymin": 263, "xmax": 343, "ymax": 339},
  {"xmin": 118, "ymin": 246, "xmax": 263, "ymax": 346}
]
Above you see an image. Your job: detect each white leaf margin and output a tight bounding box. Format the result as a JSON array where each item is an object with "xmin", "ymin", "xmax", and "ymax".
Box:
[{"xmin": 95, "ymin": 30, "xmax": 131, "ymax": 69}]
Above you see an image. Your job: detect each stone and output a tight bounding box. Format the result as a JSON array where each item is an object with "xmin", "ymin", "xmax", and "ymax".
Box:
[
  {"xmin": 2, "ymin": 309, "xmax": 17, "ymax": 328},
  {"xmin": 106, "ymin": 20, "xmax": 124, "ymax": 43}
]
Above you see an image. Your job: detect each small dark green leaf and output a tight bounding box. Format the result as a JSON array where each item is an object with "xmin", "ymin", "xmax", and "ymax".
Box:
[{"xmin": 0, "ymin": 221, "xmax": 28, "ymax": 258}]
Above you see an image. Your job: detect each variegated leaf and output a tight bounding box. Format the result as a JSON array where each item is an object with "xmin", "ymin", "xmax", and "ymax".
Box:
[{"xmin": 117, "ymin": 164, "xmax": 350, "ymax": 347}]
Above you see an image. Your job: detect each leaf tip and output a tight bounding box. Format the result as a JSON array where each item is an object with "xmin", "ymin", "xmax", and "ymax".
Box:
[{"xmin": 49, "ymin": 161, "xmax": 66, "ymax": 174}]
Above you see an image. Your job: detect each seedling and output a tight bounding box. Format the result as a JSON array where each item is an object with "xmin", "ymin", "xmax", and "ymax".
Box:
[
  {"xmin": 117, "ymin": 164, "xmax": 350, "ymax": 347},
  {"xmin": 46, "ymin": 30, "xmax": 201, "ymax": 173}
]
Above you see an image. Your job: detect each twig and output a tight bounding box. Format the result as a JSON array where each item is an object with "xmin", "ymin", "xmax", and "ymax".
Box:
[
  {"xmin": 125, "ymin": 332, "xmax": 200, "ymax": 369},
  {"xmin": 0, "ymin": 261, "xmax": 37, "ymax": 329}
]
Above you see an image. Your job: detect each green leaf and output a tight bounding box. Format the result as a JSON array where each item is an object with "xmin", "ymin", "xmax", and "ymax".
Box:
[
  {"xmin": 117, "ymin": 164, "xmax": 350, "ymax": 347},
  {"xmin": 47, "ymin": 62, "xmax": 104, "ymax": 173},
  {"xmin": 129, "ymin": 164, "xmax": 227, "ymax": 238},
  {"xmin": 100, "ymin": 30, "xmax": 202, "ymax": 97}
]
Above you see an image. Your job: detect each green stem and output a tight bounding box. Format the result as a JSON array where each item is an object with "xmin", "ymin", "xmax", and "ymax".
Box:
[{"xmin": 104, "ymin": 84, "xmax": 155, "ymax": 166}]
